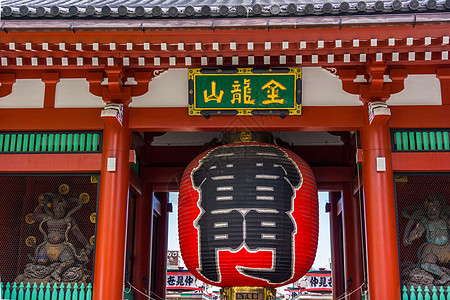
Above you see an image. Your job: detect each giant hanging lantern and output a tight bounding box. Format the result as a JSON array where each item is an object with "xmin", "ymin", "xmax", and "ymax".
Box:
[{"xmin": 179, "ymin": 135, "xmax": 318, "ymax": 290}]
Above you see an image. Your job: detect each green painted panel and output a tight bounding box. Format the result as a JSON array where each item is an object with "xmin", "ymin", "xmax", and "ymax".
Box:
[
  {"xmin": 5, "ymin": 282, "xmax": 11, "ymax": 299},
  {"xmin": 61, "ymin": 134, "xmax": 66, "ymax": 152},
  {"xmin": 86, "ymin": 134, "xmax": 92, "ymax": 152},
  {"xmin": 48, "ymin": 134, "xmax": 54, "ymax": 152},
  {"xmin": 395, "ymin": 132, "xmax": 402, "ymax": 150},
  {"xmin": 24, "ymin": 282, "xmax": 30, "ymax": 300},
  {"xmin": 44, "ymin": 283, "xmax": 51, "ymax": 300},
  {"xmin": 86, "ymin": 283, "xmax": 92, "ymax": 300},
  {"xmin": 80, "ymin": 134, "xmax": 86, "ymax": 152},
  {"xmin": 67, "ymin": 134, "xmax": 73, "ymax": 152},
  {"xmin": 31, "ymin": 283, "xmax": 37, "ymax": 300},
  {"xmin": 23, "ymin": 134, "xmax": 29, "ymax": 152},
  {"xmin": 4, "ymin": 134, "xmax": 11, "ymax": 152},
  {"xmin": 92, "ymin": 134, "xmax": 99, "ymax": 151},
  {"xmin": 54, "ymin": 134, "xmax": 60, "ymax": 152},
  {"xmin": 72, "ymin": 283, "xmax": 79, "ymax": 300},
  {"xmin": 79, "ymin": 284, "xmax": 85, "ymax": 300},
  {"xmin": 73, "ymin": 134, "xmax": 79, "ymax": 152},
  {"xmin": 417, "ymin": 286, "xmax": 423, "ymax": 300},
  {"xmin": 64, "ymin": 283, "xmax": 71, "ymax": 300},
  {"xmin": 409, "ymin": 132, "xmax": 416, "ymax": 150},
  {"xmin": 29, "ymin": 134, "xmax": 35, "ymax": 152},
  {"xmin": 51, "ymin": 283, "xmax": 58, "ymax": 300},
  {"xmin": 430, "ymin": 132, "xmax": 436, "ymax": 150},
  {"xmin": 10, "ymin": 134, "xmax": 16, "ymax": 152},
  {"xmin": 402, "ymin": 132, "xmax": 409, "ymax": 150},
  {"xmin": 423, "ymin": 132, "xmax": 430, "ymax": 150},
  {"xmin": 444, "ymin": 132, "xmax": 450, "ymax": 150},
  {"xmin": 416, "ymin": 132, "xmax": 423, "ymax": 150},
  {"xmin": 16, "ymin": 134, "xmax": 23, "ymax": 152},
  {"xmin": 0, "ymin": 131, "xmax": 100, "ymax": 153},
  {"xmin": 41, "ymin": 134, "xmax": 48, "ymax": 152},
  {"xmin": 11, "ymin": 282, "xmax": 17, "ymax": 299},
  {"xmin": 35, "ymin": 135, "xmax": 41, "ymax": 152},
  {"xmin": 436, "ymin": 132, "xmax": 443, "ymax": 150}
]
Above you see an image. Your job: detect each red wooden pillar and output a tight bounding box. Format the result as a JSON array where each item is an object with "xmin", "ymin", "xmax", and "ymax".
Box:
[
  {"xmin": 329, "ymin": 191, "xmax": 345, "ymax": 300},
  {"xmin": 360, "ymin": 104, "xmax": 400, "ymax": 300},
  {"xmin": 93, "ymin": 105, "xmax": 131, "ymax": 300},
  {"xmin": 342, "ymin": 182, "xmax": 364, "ymax": 300},
  {"xmin": 154, "ymin": 192, "xmax": 169, "ymax": 300},
  {"xmin": 132, "ymin": 184, "xmax": 154, "ymax": 300}
]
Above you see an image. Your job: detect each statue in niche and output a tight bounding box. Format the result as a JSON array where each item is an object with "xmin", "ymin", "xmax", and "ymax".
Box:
[
  {"xmin": 402, "ymin": 192, "xmax": 450, "ymax": 287},
  {"xmin": 16, "ymin": 192, "xmax": 93, "ymax": 284}
]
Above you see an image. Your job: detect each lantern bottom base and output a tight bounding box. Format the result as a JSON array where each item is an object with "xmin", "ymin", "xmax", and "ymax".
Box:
[{"xmin": 220, "ymin": 286, "xmax": 276, "ymax": 300}]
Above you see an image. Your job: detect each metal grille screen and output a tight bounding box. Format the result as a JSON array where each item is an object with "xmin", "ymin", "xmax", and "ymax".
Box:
[
  {"xmin": 396, "ymin": 173, "xmax": 450, "ymax": 290},
  {"xmin": 0, "ymin": 174, "xmax": 99, "ymax": 284}
]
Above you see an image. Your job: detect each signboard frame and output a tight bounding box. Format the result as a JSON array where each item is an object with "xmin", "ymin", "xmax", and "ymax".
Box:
[{"xmin": 188, "ymin": 68, "xmax": 302, "ymax": 117}]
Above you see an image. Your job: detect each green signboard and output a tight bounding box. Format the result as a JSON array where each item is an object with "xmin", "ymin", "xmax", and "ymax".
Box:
[{"xmin": 188, "ymin": 68, "xmax": 302, "ymax": 116}]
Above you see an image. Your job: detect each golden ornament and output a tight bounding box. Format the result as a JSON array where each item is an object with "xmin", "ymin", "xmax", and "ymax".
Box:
[
  {"xmin": 89, "ymin": 235, "xmax": 95, "ymax": 246},
  {"xmin": 25, "ymin": 236, "xmax": 36, "ymax": 247},
  {"xmin": 79, "ymin": 193, "xmax": 90, "ymax": 204},
  {"xmin": 90, "ymin": 212, "xmax": 96, "ymax": 224},
  {"xmin": 25, "ymin": 213, "xmax": 35, "ymax": 224},
  {"xmin": 58, "ymin": 184, "xmax": 69, "ymax": 195},
  {"xmin": 240, "ymin": 131, "xmax": 252, "ymax": 142}
]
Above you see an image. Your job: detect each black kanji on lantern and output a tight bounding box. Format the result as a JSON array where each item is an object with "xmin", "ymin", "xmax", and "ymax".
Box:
[{"xmin": 192, "ymin": 144, "xmax": 302, "ymax": 284}]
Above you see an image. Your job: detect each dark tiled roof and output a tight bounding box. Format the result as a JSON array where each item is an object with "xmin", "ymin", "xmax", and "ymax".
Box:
[{"xmin": 2, "ymin": 0, "xmax": 450, "ymax": 19}]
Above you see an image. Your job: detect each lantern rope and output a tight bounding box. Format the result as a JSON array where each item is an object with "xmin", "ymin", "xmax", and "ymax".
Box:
[
  {"xmin": 150, "ymin": 290, "xmax": 168, "ymax": 300},
  {"xmin": 355, "ymin": 131, "xmax": 369, "ymax": 296},
  {"xmin": 334, "ymin": 282, "xmax": 365, "ymax": 300},
  {"xmin": 125, "ymin": 281, "xmax": 157, "ymax": 300}
]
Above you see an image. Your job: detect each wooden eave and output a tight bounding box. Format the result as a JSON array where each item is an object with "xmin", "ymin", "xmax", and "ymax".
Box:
[{"xmin": 0, "ymin": 15, "xmax": 450, "ymax": 71}]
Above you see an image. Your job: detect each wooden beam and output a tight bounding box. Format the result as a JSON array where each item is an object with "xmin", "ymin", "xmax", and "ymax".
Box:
[
  {"xmin": 0, "ymin": 153, "xmax": 102, "ymax": 172},
  {"xmin": 318, "ymin": 182, "xmax": 344, "ymax": 192},
  {"xmin": 1, "ymin": 24, "xmax": 450, "ymax": 43},
  {"xmin": 392, "ymin": 152, "xmax": 450, "ymax": 171},
  {"xmin": 389, "ymin": 105, "xmax": 450, "ymax": 128},
  {"xmin": 129, "ymin": 106, "xmax": 364, "ymax": 131},
  {"xmin": 0, "ymin": 108, "xmax": 104, "ymax": 131},
  {"xmin": 0, "ymin": 105, "xmax": 447, "ymax": 132},
  {"xmin": 313, "ymin": 166, "xmax": 355, "ymax": 183},
  {"xmin": 129, "ymin": 168, "xmax": 143, "ymax": 197}
]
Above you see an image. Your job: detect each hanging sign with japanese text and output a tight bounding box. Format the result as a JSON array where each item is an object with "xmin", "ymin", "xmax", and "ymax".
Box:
[
  {"xmin": 299, "ymin": 270, "xmax": 332, "ymax": 293},
  {"xmin": 166, "ymin": 270, "xmax": 201, "ymax": 290},
  {"xmin": 188, "ymin": 68, "xmax": 302, "ymax": 116}
]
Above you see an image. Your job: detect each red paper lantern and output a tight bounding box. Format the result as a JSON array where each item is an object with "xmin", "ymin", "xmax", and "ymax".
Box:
[{"xmin": 179, "ymin": 143, "xmax": 318, "ymax": 287}]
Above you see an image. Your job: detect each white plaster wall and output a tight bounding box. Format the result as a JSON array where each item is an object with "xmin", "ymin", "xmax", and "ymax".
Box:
[
  {"xmin": 55, "ymin": 79, "xmax": 105, "ymax": 108},
  {"xmin": 302, "ymin": 67, "xmax": 362, "ymax": 106},
  {"xmin": 130, "ymin": 69, "xmax": 189, "ymax": 107},
  {"xmin": 387, "ymin": 75, "xmax": 441, "ymax": 105},
  {"xmin": 0, "ymin": 79, "xmax": 44, "ymax": 108},
  {"xmin": 130, "ymin": 67, "xmax": 364, "ymax": 107},
  {"xmin": 6, "ymin": 70, "xmax": 437, "ymax": 109}
]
